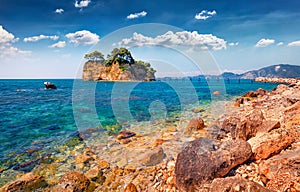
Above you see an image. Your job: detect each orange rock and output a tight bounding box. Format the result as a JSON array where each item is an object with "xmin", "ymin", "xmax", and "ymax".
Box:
[
  {"xmin": 184, "ymin": 117, "xmax": 205, "ymax": 134},
  {"xmin": 0, "ymin": 172, "xmax": 46, "ymax": 192},
  {"xmin": 153, "ymin": 138, "xmax": 166, "ymax": 147},
  {"xmin": 124, "ymin": 183, "xmax": 138, "ymax": 192},
  {"xmin": 75, "ymin": 153, "xmax": 94, "ymax": 164},
  {"xmin": 98, "ymin": 160, "xmax": 110, "ymax": 169},
  {"xmin": 119, "ymin": 138, "xmax": 132, "ymax": 144},
  {"xmin": 85, "ymin": 167, "xmax": 105, "ymax": 184},
  {"xmin": 53, "ymin": 171, "xmax": 91, "ymax": 192},
  {"xmin": 259, "ymin": 148, "xmax": 300, "ymax": 191},
  {"xmin": 116, "ymin": 131, "xmax": 136, "ymax": 140},
  {"xmin": 248, "ymin": 128, "xmax": 296, "ymax": 160}
]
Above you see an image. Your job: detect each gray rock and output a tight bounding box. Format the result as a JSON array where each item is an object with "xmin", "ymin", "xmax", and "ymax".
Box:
[{"xmin": 139, "ymin": 147, "xmax": 165, "ymax": 166}]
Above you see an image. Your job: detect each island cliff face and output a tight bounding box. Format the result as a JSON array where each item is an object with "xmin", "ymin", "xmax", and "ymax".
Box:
[
  {"xmin": 82, "ymin": 61, "xmax": 156, "ymax": 81},
  {"xmin": 82, "ymin": 48, "xmax": 156, "ymax": 81}
]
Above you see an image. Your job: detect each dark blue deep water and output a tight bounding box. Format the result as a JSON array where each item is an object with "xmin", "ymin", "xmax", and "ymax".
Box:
[{"xmin": 0, "ymin": 79, "xmax": 278, "ymax": 172}]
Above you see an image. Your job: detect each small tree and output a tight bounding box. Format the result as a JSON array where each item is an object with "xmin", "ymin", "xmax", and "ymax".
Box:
[{"xmin": 84, "ymin": 51, "xmax": 105, "ymax": 62}]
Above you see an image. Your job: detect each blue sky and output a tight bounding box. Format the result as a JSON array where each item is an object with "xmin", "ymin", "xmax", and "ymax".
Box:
[{"xmin": 1, "ymin": 0, "xmax": 300, "ymax": 78}]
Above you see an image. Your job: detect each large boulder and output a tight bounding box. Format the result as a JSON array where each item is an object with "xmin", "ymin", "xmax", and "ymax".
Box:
[
  {"xmin": 0, "ymin": 172, "xmax": 46, "ymax": 192},
  {"xmin": 231, "ymin": 109, "xmax": 265, "ymax": 140},
  {"xmin": 175, "ymin": 137, "xmax": 252, "ymax": 191},
  {"xmin": 52, "ymin": 171, "xmax": 91, "ymax": 192},
  {"xmin": 221, "ymin": 116, "xmax": 240, "ymax": 133},
  {"xmin": 259, "ymin": 148, "xmax": 300, "ymax": 191},
  {"xmin": 248, "ymin": 128, "xmax": 296, "ymax": 160}
]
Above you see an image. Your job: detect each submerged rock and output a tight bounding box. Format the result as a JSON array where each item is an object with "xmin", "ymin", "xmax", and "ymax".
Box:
[
  {"xmin": 139, "ymin": 147, "xmax": 165, "ymax": 166},
  {"xmin": 52, "ymin": 171, "xmax": 91, "ymax": 192},
  {"xmin": 192, "ymin": 107, "xmax": 205, "ymax": 113},
  {"xmin": 116, "ymin": 131, "xmax": 136, "ymax": 140},
  {"xmin": 184, "ymin": 117, "xmax": 205, "ymax": 135},
  {"xmin": 175, "ymin": 137, "xmax": 252, "ymax": 191},
  {"xmin": 0, "ymin": 172, "xmax": 46, "ymax": 192}
]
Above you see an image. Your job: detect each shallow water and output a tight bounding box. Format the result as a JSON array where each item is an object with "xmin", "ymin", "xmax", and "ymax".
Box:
[{"xmin": 0, "ymin": 78, "xmax": 278, "ymax": 185}]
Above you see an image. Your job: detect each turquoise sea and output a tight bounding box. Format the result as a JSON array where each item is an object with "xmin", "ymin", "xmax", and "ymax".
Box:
[{"xmin": 0, "ymin": 78, "xmax": 278, "ymax": 184}]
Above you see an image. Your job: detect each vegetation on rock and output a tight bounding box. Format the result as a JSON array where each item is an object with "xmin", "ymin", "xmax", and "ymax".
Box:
[
  {"xmin": 84, "ymin": 51, "xmax": 105, "ymax": 62},
  {"xmin": 82, "ymin": 47, "xmax": 156, "ymax": 81}
]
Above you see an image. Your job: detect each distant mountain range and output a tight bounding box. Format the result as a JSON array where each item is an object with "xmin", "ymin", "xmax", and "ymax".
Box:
[{"xmin": 220, "ymin": 64, "xmax": 300, "ymax": 79}]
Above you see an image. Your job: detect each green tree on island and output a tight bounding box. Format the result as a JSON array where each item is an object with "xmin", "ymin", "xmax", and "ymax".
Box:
[
  {"xmin": 105, "ymin": 47, "xmax": 135, "ymax": 66},
  {"xmin": 84, "ymin": 51, "xmax": 105, "ymax": 62}
]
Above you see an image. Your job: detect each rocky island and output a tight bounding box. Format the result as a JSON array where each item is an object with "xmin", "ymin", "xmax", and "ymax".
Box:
[{"xmin": 82, "ymin": 48, "xmax": 156, "ymax": 81}]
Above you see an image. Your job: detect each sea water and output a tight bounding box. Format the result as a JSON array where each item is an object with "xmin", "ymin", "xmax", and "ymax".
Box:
[{"xmin": 0, "ymin": 79, "xmax": 278, "ymax": 184}]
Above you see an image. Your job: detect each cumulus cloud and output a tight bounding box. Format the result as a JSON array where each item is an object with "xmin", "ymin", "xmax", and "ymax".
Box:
[
  {"xmin": 49, "ymin": 41, "xmax": 66, "ymax": 48},
  {"xmin": 0, "ymin": 25, "xmax": 31, "ymax": 58},
  {"xmin": 195, "ymin": 10, "xmax": 217, "ymax": 20},
  {"xmin": 276, "ymin": 42, "xmax": 284, "ymax": 46},
  {"xmin": 75, "ymin": 0, "xmax": 91, "ymax": 8},
  {"xmin": 127, "ymin": 11, "xmax": 147, "ymax": 19},
  {"xmin": 24, "ymin": 35, "xmax": 59, "ymax": 42},
  {"xmin": 117, "ymin": 31, "xmax": 226, "ymax": 51},
  {"xmin": 287, "ymin": 40, "xmax": 300, "ymax": 47},
  {"xmin": 255, "ymin": 38, "xmax": 275, "ymax": 47},
  {"xmin": 65, "ymin": 30, "xmax": 99, "ymax": 45},
  {"xmin": 55, "ymin": 8, "xmax": 64, "ymax": 14},
  {"xmin": 228, "ymin": 42, "xmax": 239, "ymax": 46}
]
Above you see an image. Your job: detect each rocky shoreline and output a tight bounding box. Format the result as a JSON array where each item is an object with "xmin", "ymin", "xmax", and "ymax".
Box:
[
  {"xmin": 1, "ymin": 79, "xmax": 300, "ymax": 191},
  {"xmin": 255, "ymin": 77, "xmax": 300, "ymax": 85}
]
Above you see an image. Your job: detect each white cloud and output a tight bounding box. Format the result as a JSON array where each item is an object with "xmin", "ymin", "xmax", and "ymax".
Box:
[
  {"xmin": 195, "ymin": 10, "xmax": 217, "ymax": 20},
  {"xmin": 228, "ymin": 42, "xmax": 239, "ymax": 46},
  {"xmin": 24, "ymin": 35, "xmax": 59, "ymax": 42},
  {"xmin": 0, "ymin": 25, "xmax": 16, "ymax": 44},
  {"xmin": 49, "ymin": 41, "xmax": 66, "ymax": 48},
  {"xmin": 276, "ymin": 42, "xmax": 284, "ymax": 46},
  {"xmin": 255, "ymin": 38, "xmax": 275, "ymax": 47},
  {"xmin": 55, "ymin": 8, "xmax": 64, "ymax": 14},
  {"xmin": 65, "ymin": 30, "xmax": 99, "ymax": 45},
  {"xmin": 287, "ymin": 40, "xmax": 300, "ymax": 47},
  {"xmin": 117, "ymin": 31, "xmax": 226, "ymax": 51},
  {"xmin": 0, "ymin": 25, "xmax": 31, "ymax": 58},
  {"xmin": 75, "ymin": 0, "xmax": 91, "ymax": 8},
  {"xmin": 127, "ymin": 11, "xmax": 147, "ymax": 19}
]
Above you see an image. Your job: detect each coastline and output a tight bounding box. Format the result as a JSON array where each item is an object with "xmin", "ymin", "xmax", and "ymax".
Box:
[
  {"xmin": 255, "ymin": 77, "xmax": 300, "ymax": 85},
  {"xmin": 1, "ymin": 78, "xmax": 299, "ymax": 191},
  {"xmin": 174, "ymin": 78, "xmax": 300, "ymax": 191}
]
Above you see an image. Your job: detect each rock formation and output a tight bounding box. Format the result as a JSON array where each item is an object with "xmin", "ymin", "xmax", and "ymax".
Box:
[{"xmin": 82, "ymin": 48, "xmax": 156, "ymax": 81}]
